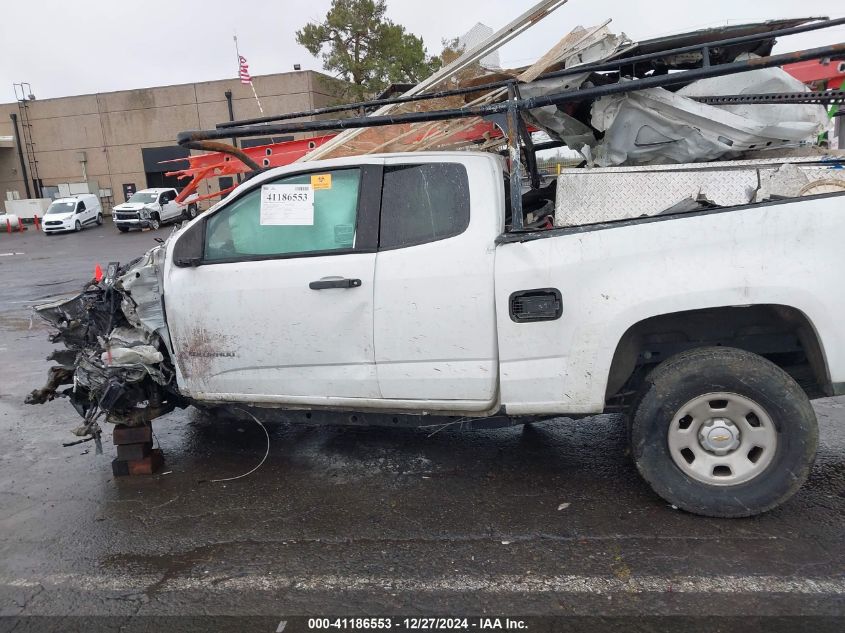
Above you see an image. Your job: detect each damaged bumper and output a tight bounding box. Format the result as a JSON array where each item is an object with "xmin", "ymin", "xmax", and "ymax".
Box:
[
  {"xmin": 114, "ymin": 217, "xmax": 157, "ymax": 230},
  {"xmin": 27, "ymin": 245, "xmax": 187, "ymax": 428}
]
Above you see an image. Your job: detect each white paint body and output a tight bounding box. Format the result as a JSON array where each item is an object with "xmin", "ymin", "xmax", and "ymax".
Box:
[
  {"xmin": 496, "ymin": 194, "xmax": 845, "ymax": 414},
  {"xmin": 372, "ymin": 155, "xmax": 500, "ymax": 406},
  {"xmin": 163, "ymin": 152, "xmax": 845, "ymax": 416}
]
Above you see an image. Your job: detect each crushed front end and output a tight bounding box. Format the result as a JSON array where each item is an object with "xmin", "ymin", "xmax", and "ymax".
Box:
[{"xmin": 26, "ymin": 245, "xmax": 187, "ymax": 443}]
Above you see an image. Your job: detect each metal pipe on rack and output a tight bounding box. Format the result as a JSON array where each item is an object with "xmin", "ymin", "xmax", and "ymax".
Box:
[
  {"xmin": 693, "ymin": 90, "xmax": 845, "ymax": 105},
  {"xmin": 179, "ymin": 42, "xmax": 845, "ymax": 145},
  {"xmin": 179, "ymin": 139, "xmax": 262, "ymax": 171},
  {"xmin": 214, "ymin": 17, "xmax": 845, "ymax": 130}
]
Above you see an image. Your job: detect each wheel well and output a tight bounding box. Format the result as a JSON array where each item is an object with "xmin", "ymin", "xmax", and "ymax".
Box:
[{"xmin": 605, "ymin": 305, "xmax": 831, "ymax": 407}]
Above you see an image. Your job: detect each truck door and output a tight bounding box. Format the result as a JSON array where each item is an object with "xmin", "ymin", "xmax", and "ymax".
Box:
[
  {"xmin": 165, "ymin": 164, "xmax": 383, "ymax": 403},
  {"xmin": 160, "ymin": 190, "xmax": 180, "ymax": 221},
  {"xmin": 76, "ymin": 200, "xmax": 88, "ymax": 225},
  {"xmin": 373, "ymin": 157, "xmax": 500, "ymax": 409}
]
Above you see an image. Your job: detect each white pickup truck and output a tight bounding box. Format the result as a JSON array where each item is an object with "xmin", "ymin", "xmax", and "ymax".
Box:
[
  {"xmin": 111, "ymin": 187, "xmax": 199, "ymax": 232},
  {"xmin": 31, "ymin": 151, "xmax": 845, "ymax": 517}
]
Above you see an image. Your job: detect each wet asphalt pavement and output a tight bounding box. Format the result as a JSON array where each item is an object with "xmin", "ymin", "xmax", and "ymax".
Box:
[{"xmin": 0, "ymin": 224, "xmax": 844, "ymax": 627}]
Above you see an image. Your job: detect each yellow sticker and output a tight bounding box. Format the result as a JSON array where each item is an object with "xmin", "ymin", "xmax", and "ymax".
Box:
[{"xmin": 311, "ymin": 174, "xmax": 332, "ymax": 190}]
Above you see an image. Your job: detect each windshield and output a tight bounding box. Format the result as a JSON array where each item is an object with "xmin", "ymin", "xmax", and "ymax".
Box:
[
  {"xmin": 46, "ymin": 201, "xmax": 77, "ymax": 215},
  {"xmin": 127, "ymin": 192, "xmax": 159, "ymax": 204}
]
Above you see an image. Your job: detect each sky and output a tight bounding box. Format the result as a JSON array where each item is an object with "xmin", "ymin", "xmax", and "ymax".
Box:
[{"xmin": 2, "ymin": 0, "xmax": 845, "ymax": 102}]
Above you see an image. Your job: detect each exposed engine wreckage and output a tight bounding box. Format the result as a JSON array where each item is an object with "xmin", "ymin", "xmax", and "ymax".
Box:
[{"xmin": 26, "ymin": 246, "xmax": 187, "ymax": 438}]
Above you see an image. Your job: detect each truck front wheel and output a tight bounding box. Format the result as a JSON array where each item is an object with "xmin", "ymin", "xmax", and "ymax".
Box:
[{"xmin": 630, "ymin": 346, "xmax": 817, "ymax": 517}]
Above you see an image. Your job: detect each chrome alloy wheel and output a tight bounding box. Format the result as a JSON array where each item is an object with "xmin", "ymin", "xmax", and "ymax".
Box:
[{"xmin": 667, "ymin": 392, "xmax": 778, "ymax": 486}]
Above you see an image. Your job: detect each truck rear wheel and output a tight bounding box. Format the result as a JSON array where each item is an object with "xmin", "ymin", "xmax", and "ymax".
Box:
[{"xmin": 630, "ymin": 346, "xmax": 817, "ymax": 517}]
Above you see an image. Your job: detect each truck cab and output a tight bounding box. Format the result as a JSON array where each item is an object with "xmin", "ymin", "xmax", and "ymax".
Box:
[{"xmin": 167, "ymin": 153, "xmax": 500, "ymax": 411}]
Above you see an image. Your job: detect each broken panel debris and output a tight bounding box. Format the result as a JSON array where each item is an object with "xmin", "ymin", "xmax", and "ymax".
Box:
[
  {"xmin": 27, "ymin": 247, "xmax": 185, "ymax": 431},
  {"xmin": 590, "ymin": 56, "xmax": 830, "ymax": 166}
]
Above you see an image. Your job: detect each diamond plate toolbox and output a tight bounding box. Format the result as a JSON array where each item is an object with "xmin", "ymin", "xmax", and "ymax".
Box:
[{"xmin": 554, "ymin": 164, "xmax": 762, "ymax": 228}]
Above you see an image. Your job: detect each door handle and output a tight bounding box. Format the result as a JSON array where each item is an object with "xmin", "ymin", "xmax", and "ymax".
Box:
[{"xmin": 309, "ymin": 278, "xmax": 362, "ymax": 290}]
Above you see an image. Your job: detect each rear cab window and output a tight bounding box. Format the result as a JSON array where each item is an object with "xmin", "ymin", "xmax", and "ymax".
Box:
[
  {"xmin": 204, "ymin": 168, "xmax": 362, "ymax": 262},
  {"xmin": 379, "ymin": 163, "xmax": 470, "ymax": 249}
]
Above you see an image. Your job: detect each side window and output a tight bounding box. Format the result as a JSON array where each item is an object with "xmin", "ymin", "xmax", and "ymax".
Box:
[
  {"xmin": 379, "ymin": 163, "xmax": 470, "ymax": 249},
  {"xmin": 77, "ymin": 201, "xmax": 86, "ymax": 212},
  {"xmin": 204, "ymin": 168, "xmax": 361, "ymax": 261}
]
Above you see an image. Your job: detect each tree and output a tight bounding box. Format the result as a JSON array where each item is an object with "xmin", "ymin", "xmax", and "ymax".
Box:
[{"xmin": 296, "ymin": 0, "xmax": 441, "ymax": 100}]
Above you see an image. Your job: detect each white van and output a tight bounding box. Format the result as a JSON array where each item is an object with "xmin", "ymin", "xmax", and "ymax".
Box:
[{"xmin": 42, "ymin": 194, "xmax": 103, "ymax": 234}]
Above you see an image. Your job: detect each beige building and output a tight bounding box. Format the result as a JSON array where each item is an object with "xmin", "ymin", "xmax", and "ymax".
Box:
[{"xmin": 0, "ymin": 71, "xmax": 344, "ymax": 209}]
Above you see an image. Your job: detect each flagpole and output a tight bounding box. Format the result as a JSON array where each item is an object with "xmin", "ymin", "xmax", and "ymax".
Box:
[
  {"xmin": 234, "ymin": 34, "xmax": 264, "ymax": 116},
  {"xmin": 249, "ymin": 84, "xmax": 264, "ymax": 115}
]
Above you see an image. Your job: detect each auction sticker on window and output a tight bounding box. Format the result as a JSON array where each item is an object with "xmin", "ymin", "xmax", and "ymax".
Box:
[{"xmin": 260, "ymin": 184, "xmax": 314, "ymax": 225}]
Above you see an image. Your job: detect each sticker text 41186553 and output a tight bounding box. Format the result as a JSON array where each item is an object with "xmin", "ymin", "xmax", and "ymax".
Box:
[{"xmin": 260, "ymin": 184, "xmax": 314, "ymax": 226}]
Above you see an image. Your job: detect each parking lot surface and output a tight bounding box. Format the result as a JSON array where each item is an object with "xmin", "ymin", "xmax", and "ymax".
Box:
[{"xmin": 1, "ymin": 225, "xmax": 844, "ymax": 622}]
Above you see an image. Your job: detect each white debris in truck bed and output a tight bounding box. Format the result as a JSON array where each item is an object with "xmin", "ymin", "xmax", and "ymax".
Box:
[
  {"xmin": 590, "ymin": 56, "xmax": 829, "ymax": 167},
  {"xmin": 757, "ymin": 163, "xmax": 845, "ymax": 200}
]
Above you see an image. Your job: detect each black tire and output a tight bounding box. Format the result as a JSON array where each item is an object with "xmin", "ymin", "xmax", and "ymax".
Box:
[
  {"xmin": 149, "ymin": 214, "xmax": 160, "ymax": 230},
  {"xmin": 96, "ymin": 212, "xmax": 103, "ymax": 225},
  {"xmin": 185, "ymin": 204, "xmax": 198, "ymax": 219},
  {"xmin": 118, "ymin": 227, "xmax": 129, "ymax": 233},
  {"xmin": 630, "ymin": 346, "xmax": 817, "ymax": 518},
  {"xmin": 74, "ymin": 220, "xmax": 82, "ymax": 232}
]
